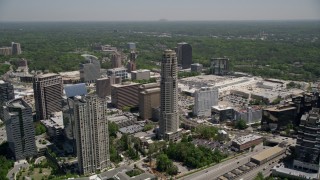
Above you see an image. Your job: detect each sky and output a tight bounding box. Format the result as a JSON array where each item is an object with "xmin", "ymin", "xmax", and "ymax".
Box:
[{"xmin": 0, "ymin": 0, "xmax": 319, "ymax": 22}]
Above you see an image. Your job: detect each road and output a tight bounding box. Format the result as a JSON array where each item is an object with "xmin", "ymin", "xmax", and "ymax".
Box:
[
  {"xmin": 35, "ymin": 156, "xmax": 46, "ymax": 164},
  {"xmin": 7, "ymin": 160, "xmax": 29, "ymax": 180},
  {"xmin": 180, "ymin": 145, "xmax": 266, "ymax": 180}
]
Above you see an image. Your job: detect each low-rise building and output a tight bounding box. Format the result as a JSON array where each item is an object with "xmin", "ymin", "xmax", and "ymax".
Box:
[
  {"xmin": 131, "ymin": 69, "xmax": 150, "ymax": 81},
  {"xmin": 251, "ymin": 146, "xmax": 285, "ymax": 165},
  {"xmin": 108, "ymin": 115, "xmax": 137, "ymax": 128},
  {"xmin": 235, "ymin": 106, "xmax": 262, "ymax": 124},
  {"xmin": 212, "ymin": 105, "xmax": 234, "ymax": 123},
  {"xmin": 191, "ymin": 63, "xmax": 203, "ymax": 73},
  {"xmin": 107, "ymin": 67, "xmax": 128, "ymax": 80},
  {"xmin": 232, "ymin": 134, "xmax": 263, "ymax": 151},
  {"xmin": 40, "ymin": 111, "xmax": 64, "ymax": 141}
]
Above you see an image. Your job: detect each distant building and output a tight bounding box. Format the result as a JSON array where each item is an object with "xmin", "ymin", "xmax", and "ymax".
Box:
[
  {"xmin": 127, "ymin": 42, "xmax": 136, "ymax": 50},
  {"xmin": 107, "ymin": 67, "xmax": 128, "ymax": 80},
  {"xmin": 210, "ymin": 58, "xmax": 230, "ymax": 75},
  {"xmin": 72, "ymin": 95, "xmax": 110, "ymax": 175},
  {"xmin": 131, "ymin": 69, "xmax": 150, "ymax": 81},
  {"xmin": 193, "ymin": 87, "xmax": 218, "ymax": 117},
  {"xmin": 0, "ymin": 47, "xmax": 12, "ymax": 55},
  {"xmin": 108, "ymin": 115, "xmax": 137, "ymax": 128},
  {"xmin": 4, "ymin": 98, "xmax": 37, "ymax": 160},
  {"xmin": 111, "ymin": 82, "xmax": 140, "ymax": 109},
  {"xmin": 11, "ymin": 42, "xmax": 22, "ymax": 55},
  {"xmin": 261, "ymin": 104, "xmax": 297, "ymax": 131},
  {"xmin": 80, "ymin": 58, "xmax": 101, "ymax": 83},
  {"xmin": 159, "ymin": 49, "xmax": 181, "ymax": 141},
  {"xmin": 33, "ymin": 73, "xmax": 63, "ymax": 120},
  {"xmin": 191, "ymin": 63, "xmax": 203, "ymax": 73},
  {"xmin": 232, "ymin": 134, "xmax": 263, "ymax": 151},
  {"xmin": 139, "ymin": 83, "xmax": 160, "ymax": 120},
  {"xmin": 96, "ymin": 77, "xmax": 111, "ymax": 98},
  {"xmin": 293, "ymin": 108, "xmax": 320, "ymax": 173},
  {"xmin": 111, "ymin": 52, "xmax": 122, "ymax": 68},
  {"xmin": 127, "ymin": 51, "xmax": 137, "ymax": 73},
  {"xmin": 177, "ymin": 42, "xmax": 192, "ymax": 69},
  {"xmin": 0, "ymin": 80, "xmax": 14, "ymax": 120},
  {"xmin": 212, "ymin": 105, "xmax": 235, "ymax": 123}
]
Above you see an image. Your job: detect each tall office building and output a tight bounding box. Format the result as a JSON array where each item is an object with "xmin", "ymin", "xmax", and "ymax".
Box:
[
  {"xmin": 80, "ymin": 58, "xmax": 101, "ymax": 83},
  {"xmin": 33, "ymin": 73, "xmax": 63, "ymax": 120},
  {"xmin": 72, "ymin": 95, "xmax": 110, "ymax": 174},
  {"xmin": 111, "ymin": 52, "xmax": 122, "ymax": 68},
  {"xmin": 293, "ymin": 108, "xmax": 320, "ymax": 173},
  {"xmin": 0, "ymin": 80, "xmax": 14, "ymax": 120},
  {"xmin": 177, "ymin": 42, "xmax": 192, "ymax": 69},
  {"xmin": 4, "ymin": 98, "xmax": 37, "ymax": 160},
  {"xmin": 127, "ymin": 51, "xmax": 137, "ymax": 73},
  {"xmin": 210, "ymin": 58, "xmax": 230, "ymax": 75},
  {"xmin": 193, "ymin": 87, "xmax": 219, "ymax": 117},
  {"xmin": 11, "ymin": 42, "xmax": 22, "ymax": 55},
  {"xmin": 159, "ymin": 50, "xmax": 180, "ymax": 141}
]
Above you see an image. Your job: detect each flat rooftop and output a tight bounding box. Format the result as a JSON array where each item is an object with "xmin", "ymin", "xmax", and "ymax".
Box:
[
  {"xmin": 233, "ymin": 134, "xmax": 263, "ymax": 145},
  {"xmin": 251, "ymin": 146, "xmax": 284, "ymax": 161},
  {"xmin": 112, "ymin": 82, "xmax": 140, "ymax": 88}
]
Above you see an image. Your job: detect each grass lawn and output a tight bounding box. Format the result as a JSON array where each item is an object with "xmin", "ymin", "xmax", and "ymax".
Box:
[{"xmin": 19, "ymin": 167, "xmax": 51, "ymax": 180}]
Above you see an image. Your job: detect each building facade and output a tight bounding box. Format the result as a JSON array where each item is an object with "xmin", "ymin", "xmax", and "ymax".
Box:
[
  {"xmin": 210, "ymin": 58, "xmax": 230, "ymax": 75},
  {"xmin": 139, "ymin": 83, "xmax": 160, "ymax": 120},
  {"xmin": 72, "ymin": 95, "xmax": 110, "ymax": 175},
  {"xmin": 191, "ymin": 63, "xmax": 203, "ymax": 73},
  {"xmin": 111, "ymin": 82, "xmax": 140, "ymax": 109},
  {"xmin": 131, "ymin": 70, "xmax": 150, "ymax": 81},
  {"xmin": 293, "ymin": 108, "xmax": 320, "ymax": 173},
  {"xmin": 96, "ymin": 77, "xmax": 111, "ymax": 98},
  {"xmin": 0, "ymin": 80, "xmax": 14, "ymax": 120},
  {"xmin": 177, "ymin": 42, "xmax": 192, "ymax": 69},
  {"xmin": 193, "ymin": 87, "xmax": 218, "ymax": 117},
  {"xmin": 80, "ymin": 59, "xmax": 101, "ymax": 83},
  {"xmin": 4, "ymin": 98, "xmax": 37, "ymax": 160},
  {"xmin": 107, "ymin": 68, "xmax": 128, "ymax": 80},
  {"xmin": 111, "ymin": 52, "xmax": 122, "ymax": 68},
  {"xmin": 11, "ymin": 42, "xmax": 22, "ymax": 55},
  {"xmin": 0, "ymin": 47, "xmax": 12, "ymax": 55},
  {"xmin": 127, "ymin": 51, "xmax": 137, "ymax": 73},
  {"xmin": 159, "ymin": 49, "xmax": 180, "ymax": 141},
  {"xmin": 33, "ymin": 73, "xmax": 63, "ymax": 120}
]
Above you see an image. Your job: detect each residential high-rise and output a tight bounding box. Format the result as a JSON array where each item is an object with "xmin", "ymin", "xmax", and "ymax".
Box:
[
  {"xmin": 0, "ymin": 80, "xmax": 14, "ymax": 120},
  {"xmin": 127, "ymin": 51, "xmax": 137, "ymax": 73},
  {"xmin": 293, "ymin": 108, "xmax": 320, "ymax": 173},
  {"xmin": 4, "ymin": 98, "xmax": 37, "ymax": 160},
  {"xmin": 193, "ymin": 87, "xmax": 218, "ymax": 117},
  {"xmin": 72, "ymin": 95, "xmax": 110, "ymax": 174},
  {"xmin": 210, "ymin": 58, "xmax": 230, "ymax": 75},
  {"xmin": 11, "ymin": 42, "xmax": 22, "ymax": 55},
  {"xmin": 111, "ymin": 52, "xmax": 122, "ymax": 68},
  {"xmin": 139, "ymin": 83, "xmax": 160, "ymax": 120},
  {"xmin": 159, "ymin": 50, "xmax": 180, "ymax": 141},
  {"xmin": 177, "ymin": 42, "xmax": 192, "ymax": 69},
  {"xmin": 80, "ymin": 58, "xmax": 101, "ymax": 83},
  {"xmin": 33, "ymin": 73, "xmax": 63, "ymax": 120}
]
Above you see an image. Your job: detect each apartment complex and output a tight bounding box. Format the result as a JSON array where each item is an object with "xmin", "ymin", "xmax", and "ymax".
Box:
[
  {"xmin": 193, "ymin": 87, "xmax": 218, "ymax": 117},
  {"xmin": 111, "ymin": 82, "xmax": 140, "ymax": 109},
  {"xmin": 4, "ymin": 98, "xmax": 37, "ymax": 160},
  {"xmin": 33, "ymin": 73, "xmax": 63, "ymax": 120},
  {"xmin": 159, "ymin": 49, "xmax": 180, "ymax": 141},
  {"xmin": 139, "ymin": 83, "xmax": 160, "ymax": 120},
  {"xmin": 72, "ymin": 95, "xmax": 110, "ymax": 174}
]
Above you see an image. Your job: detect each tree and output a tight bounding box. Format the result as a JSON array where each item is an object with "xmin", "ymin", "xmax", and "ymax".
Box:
[
  {"xmin": 254, "ymin": 172, "xmax": 264, "ymax": 180},
  {"xmin": 156, "ymin": 153, "xmax": 177, "ymax": 175},
  {"xmin": 235, "ymin": 119, "xmax": 248, "ymax": 130},
  {"xmin": 142, "ymin": 124, "xmax": 154, "ymax": 132},
  {"xmin": 108, "ymin": 122, "xmax": 119, "ymax": 138}
]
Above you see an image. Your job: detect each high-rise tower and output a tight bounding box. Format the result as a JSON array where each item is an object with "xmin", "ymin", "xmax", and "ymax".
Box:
[
  {"xmin": 11, "ymin": 42, "xmax": 22, "ymax": 55},
  {"xmin": 177, "ymin": 42, "xmax": 192, "ymax": 69},
  {"xmin": 72, "ymin": 95, "xmax": 110, "ymax": 174},
  {"xmin": 4, "ymin": 98, "xmax": 37, "ymax": 160},
  {"xmin": 159, "ymin": 50, "xmax": 180, "ymax": 141},
  {"xmin": 0, "ymin": 80, "xmax": 14, "ymax": 120},
  {"xmin": 33, "ymin": 73, "xmax": 63, "ymax": 120},
  {"xmin": 127, "ymin": 51, "xmax": 137, "ymax": 73}
]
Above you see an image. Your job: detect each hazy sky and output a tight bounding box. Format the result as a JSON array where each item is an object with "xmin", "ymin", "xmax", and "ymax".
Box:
[{"xmin": 0, "ymin": 0, "xmax": 319, "ymax": 21}]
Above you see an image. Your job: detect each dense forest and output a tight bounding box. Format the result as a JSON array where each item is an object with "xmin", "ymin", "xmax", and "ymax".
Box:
[{"xmin": 0, "ymin": 21, "xmax": 319, "ymax": 81}]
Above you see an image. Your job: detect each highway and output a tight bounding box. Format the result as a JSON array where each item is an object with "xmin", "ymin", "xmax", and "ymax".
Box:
[{"xmin": 180, "ymin": 145, "xmax": 266, "ymax": 180}]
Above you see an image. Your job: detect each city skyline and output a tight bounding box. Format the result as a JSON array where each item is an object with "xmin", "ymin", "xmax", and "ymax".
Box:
[{"xmin": 0, "ymin": 0, "xmax": 319, "ymax": 22}]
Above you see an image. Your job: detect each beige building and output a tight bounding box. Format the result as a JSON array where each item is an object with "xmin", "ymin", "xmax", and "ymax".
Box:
[
  {"xmin": 72, "ymin": 95, "xmax": 110, "ymax": 175},
  {"xmin": 139, "ymin": 83, "xmax": 160, "ymax": 120},
  {"xmin": 131, "ymin": 69, "xmax": 151, "ymax": 81},
  {"xmin": 111, "ymin": 82, "xmax": 140, "ymax": 109},
  {"xmin": 159, "ymin": 50, "xmax": 180, "ymax": 141},
  {"xmin": 111, "ymin": 51, "xmax": 122, "ymax": 68}
]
